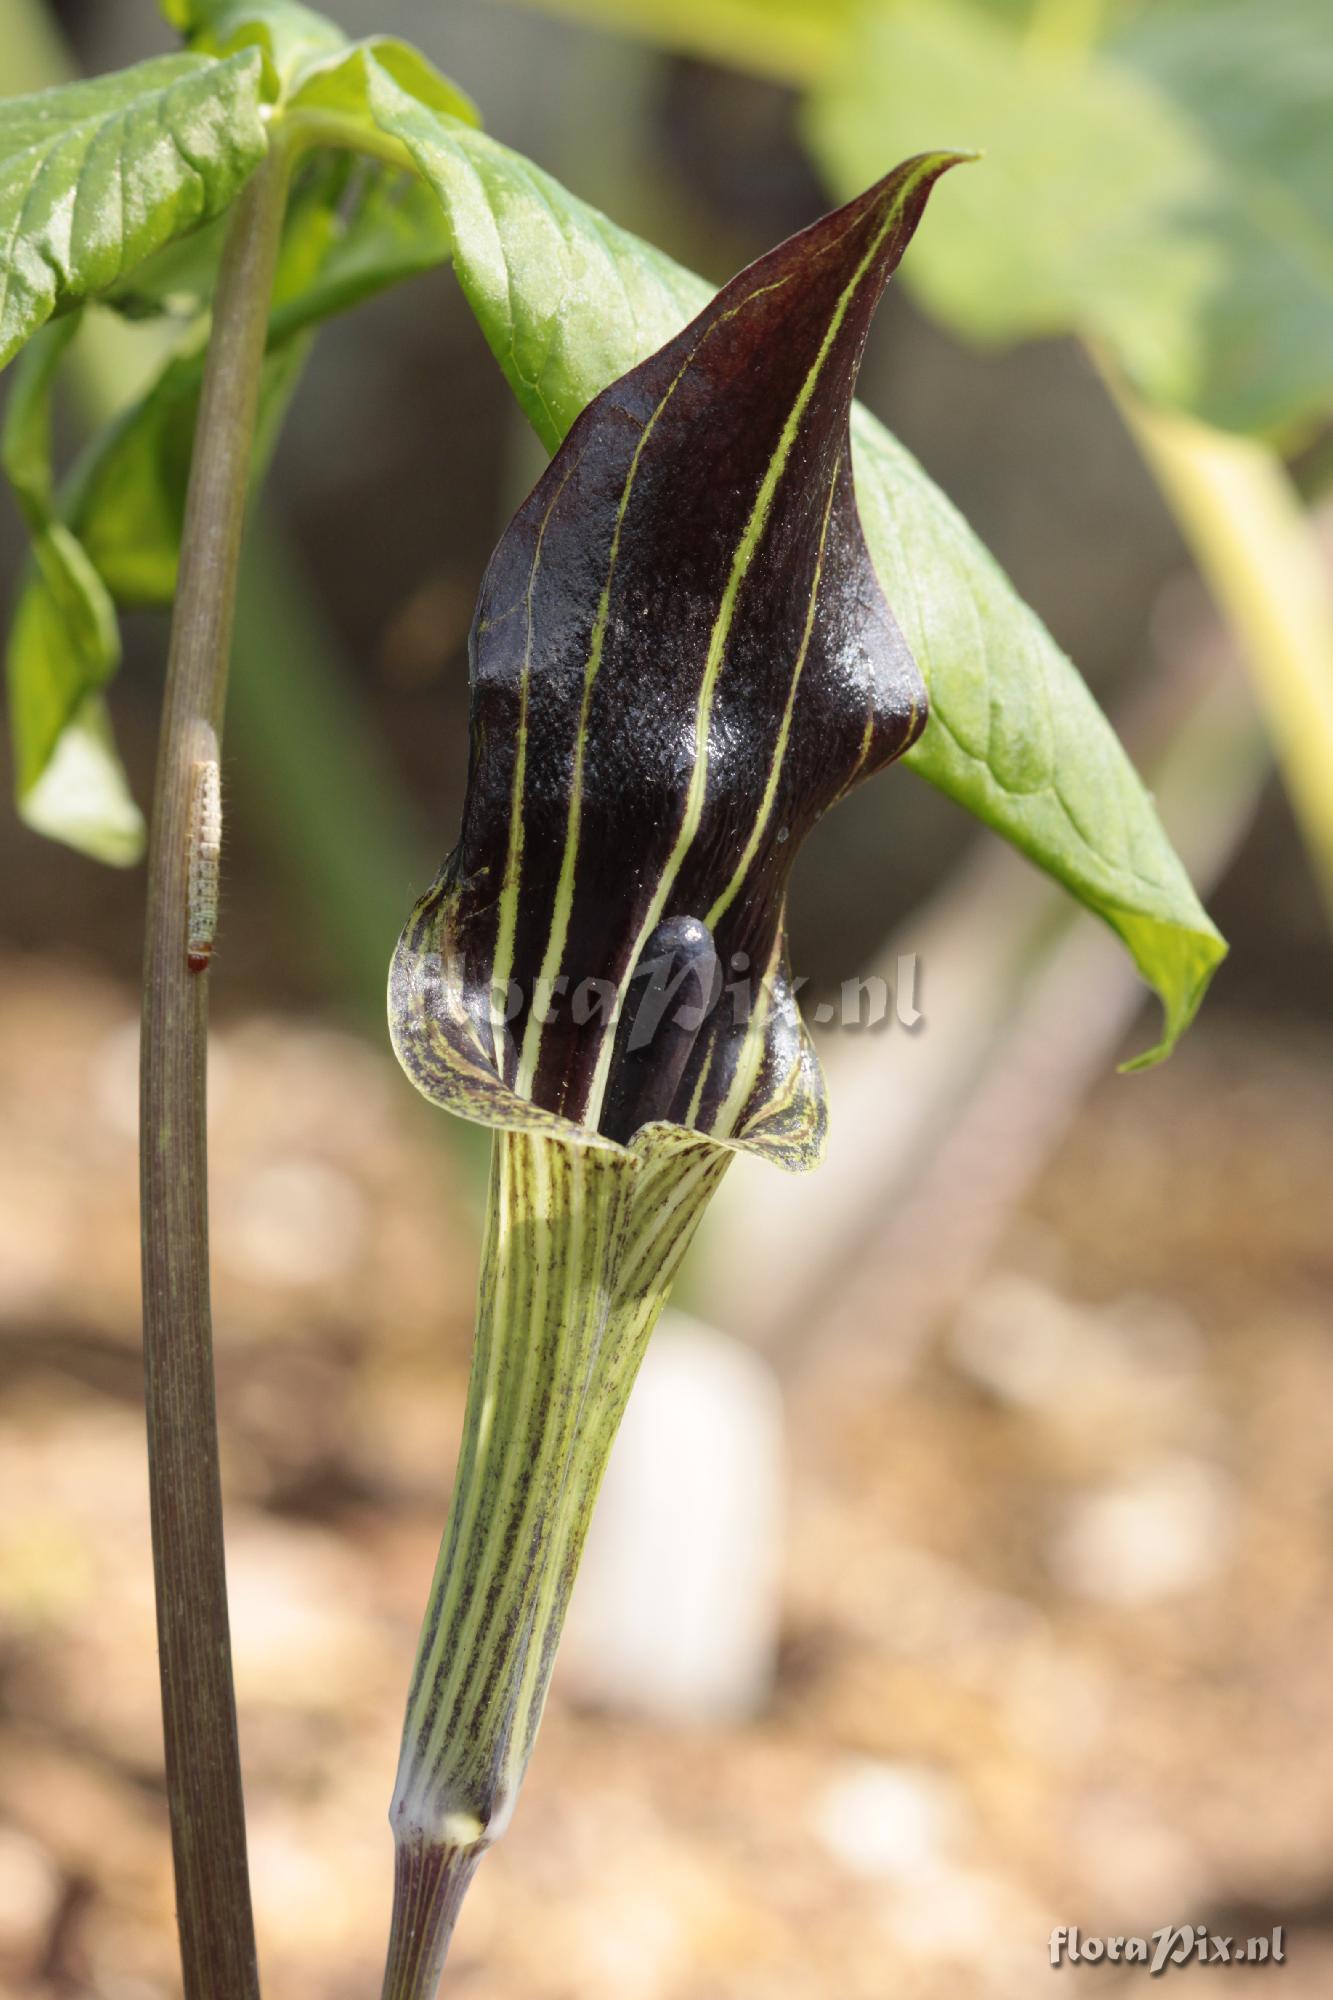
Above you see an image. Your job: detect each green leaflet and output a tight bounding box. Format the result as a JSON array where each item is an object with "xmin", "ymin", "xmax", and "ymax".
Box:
[
  {"xmin": 0, "ymin": 15, "xmax": 474, "ymax": 861},
  {"xmin": 367, "ymin": 63, "xmax": 1223, "ymax": 1063},
  {"xmin": 806, "ymin": 0, "xmax": 1333, "ymax": 440},
  {"xmin": 0, "ymin": 51, "xmax": 268, "ymax": 372},
  {"xmin": 286, "ymin": 38, "xmax": 478, "ymax": 131},
  {"xmin": 2, "ymin": 157, "xmax": 452, "ymax": 852},
  {"xmin": 163, "ymin": 0, "xmax": 478, "ymax": 125},
  {"xmin": 16, "ymin": 690, "xmax": 143, "ymax": 865},
  {"xmin": 1, "ymin": 317, "xmax": 140, "ymax": 861},
  {"xmin": 262, "ymin": 170, "xmax": 452, "ymax": 327},
  {"xmin": 0, "ymin": 38, "xmax": 265, "ymax": 858},
  {"xmin": 2, "ymin": 311, "xmax": 303, "ymax": 861},
  {"xmin": 160, "ymin": 0, "xmax": 349, "ymax": 93}
]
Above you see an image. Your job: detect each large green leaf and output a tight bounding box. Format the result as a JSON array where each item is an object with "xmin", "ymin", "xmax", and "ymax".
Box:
[
  {"xmin": 0, "ymin": 51, "xmax": 267, "ymax": 372},
  {"xmin": 807, "ymin": 0, "xmax": 1333, "ymax": 439},
  {"xmin": 367, "ymin": 64, "xmax": 1222, "ymax": 1060}
]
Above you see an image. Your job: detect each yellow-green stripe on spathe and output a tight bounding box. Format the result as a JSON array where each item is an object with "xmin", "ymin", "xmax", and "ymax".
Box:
[
  {"xmin": 676, "ymin": 924, "xmax": 784, "ymax": 1139},
  {"xmin": 512, "ymin": 279, "xmax": 794, "ymax": 1104},
  {"xmin": 488, "ymin": 451, "xmax": 585, "ymax": 1077},
  {"xmin": 510, "ymin": 383, "xmax": 676, "ymax": 1100},
  {"xmin": 704, "ymin": 468, "xmax": 841, "ymax": 931},
  {"xmin": 583, "ymin": 157, "xmax": 950, "ymax": 1131},
  {"xmin": 475, "ymin": 1140, "xmax": 624, "ymax": 1769},
  {"xmin": 399, "ymin": 1130, "xmax": 538, "ymax": 1775}
]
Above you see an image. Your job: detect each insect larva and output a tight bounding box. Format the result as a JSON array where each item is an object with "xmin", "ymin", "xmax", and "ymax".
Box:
[{"xmin": 186, "ymin": 758, "xmax": 222, "ymax": 974}]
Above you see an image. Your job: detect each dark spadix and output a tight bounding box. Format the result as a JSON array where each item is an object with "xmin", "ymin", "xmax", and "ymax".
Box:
[{"xmin": 390, "ymin": 150, "xmax": 964, "ymax": 1167}]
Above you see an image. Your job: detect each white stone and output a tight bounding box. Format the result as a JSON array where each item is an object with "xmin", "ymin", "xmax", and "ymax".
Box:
[
  {"xmin": 812, "ymin": 1758, "xmax": 968, "ymax": 1882},
  {"xmin": 1048, "ymin": 1456, "xmax": 1235, "ymax": 1604},
  {"xmin": 559, "ymin": 1312, "xmax": 784, "ymax": 1722},
  {"xmin": 949, "ymin": 1274, "xmax": 1203, "ymax": 1419}
]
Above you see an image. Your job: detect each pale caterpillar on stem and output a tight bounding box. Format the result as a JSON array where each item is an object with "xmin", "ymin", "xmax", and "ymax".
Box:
[{"xmin": 186, "ymin": 758, "xmax": 222, "ymax": 974}]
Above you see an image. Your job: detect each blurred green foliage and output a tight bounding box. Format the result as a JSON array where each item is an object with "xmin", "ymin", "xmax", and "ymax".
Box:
[{"xmin": 808, "ymin": 0, "xmax": 1333, "ymax": 438}]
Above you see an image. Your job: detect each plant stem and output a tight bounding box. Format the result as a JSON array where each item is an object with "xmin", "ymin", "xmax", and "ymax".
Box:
[
  {"xmin": 284, "ymin": 107, "xmax": 417, "ymax": 171},
  {"xmin": 383, "ymin": 1841, "xmax": 484, "ymax": 2000},
  {"xmin": 139, "ymin": 147, "xmax": 290, "ymax": 2000},
  {"xmin": 1109, "ymin": 375, "xmax": 1333, "ymax": 919}
]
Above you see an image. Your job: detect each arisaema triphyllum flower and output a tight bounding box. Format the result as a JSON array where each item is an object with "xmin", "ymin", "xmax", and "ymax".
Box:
[{"xmin": 382, "ymin": 149, "xmax": 965, "ymax": 1999}]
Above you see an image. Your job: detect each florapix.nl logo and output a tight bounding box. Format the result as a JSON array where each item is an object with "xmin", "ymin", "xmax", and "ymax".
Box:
[
  {"xmin": 1050, "ymin": 1926, "xmax": 1286, "ymax": 1973},
  {"xmin": 475, "ymin": 947, "xmax": 924, "ymax": 1045}
]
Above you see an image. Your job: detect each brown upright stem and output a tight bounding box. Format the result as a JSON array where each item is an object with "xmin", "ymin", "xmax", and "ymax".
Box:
[{"xmin": 139, "ymin": 148, "xmax": 289, "ymax": 2000}]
